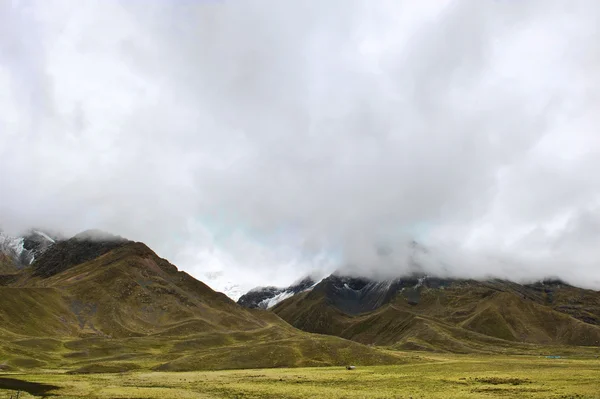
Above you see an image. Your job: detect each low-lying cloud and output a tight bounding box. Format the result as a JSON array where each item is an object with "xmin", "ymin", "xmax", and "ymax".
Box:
[{"xmin": 1, "ymin": 0, "xmax": 600, "ymax": 296}]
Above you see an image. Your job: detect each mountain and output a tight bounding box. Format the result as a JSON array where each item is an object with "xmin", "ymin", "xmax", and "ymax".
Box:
[
  {"xmin": 263, "ymin": 274, "xmax": 600, "ymax": 353},
  {"xmin": 0, "ymin": 229, "xmax": 58, "ymax": 269},
  {"xmin": 0, "ymin": 252, "xmax": 17, "ymax": 275},
  {"xmin": 237, "ymin": 277, "xmax": 317, "ymax": 309},
  {"xmin": 200, "ymin": 271, "xmax": 248, "ymax": 301},
  {"xmin": 0, "ymin": 230, "xmax": 403, "ymax": 372}
]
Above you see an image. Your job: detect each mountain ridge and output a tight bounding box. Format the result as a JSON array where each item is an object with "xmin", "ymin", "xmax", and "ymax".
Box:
[
  {"xmin": 238, "ymin": 273, "xmax": 600, "ymax": 353},
  {"xmin": 0, "ymin": 229, "xmax": 405, "ymax": 372}
]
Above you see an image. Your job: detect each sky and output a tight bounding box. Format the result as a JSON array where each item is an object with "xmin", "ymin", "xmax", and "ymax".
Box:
[{"xmin": 1, "ymin": 0, "xmax": 600, "ymax": 298}]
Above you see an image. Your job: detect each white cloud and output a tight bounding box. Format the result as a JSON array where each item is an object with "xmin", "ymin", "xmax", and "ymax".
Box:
[{"xmin": 2, "ymin": 0, "xmax": 600, "ymax": 294}]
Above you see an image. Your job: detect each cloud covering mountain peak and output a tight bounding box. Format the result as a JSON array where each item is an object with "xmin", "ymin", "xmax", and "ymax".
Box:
[{"xmin": 2, "ymin": 0, "xmax": 600, "ymax": 292}]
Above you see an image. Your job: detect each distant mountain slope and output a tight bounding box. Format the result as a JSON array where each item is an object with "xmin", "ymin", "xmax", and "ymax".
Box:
[
  {"xmin": 271, "ymin": 274, "xmax": 600, "ymax": 352},
  {"xmin": 0, "ymin": 230, "xmax": 58, "ymax": 268},
  {"xmin": 237, "ymin": 277, "xmax": 317, "ymax": 309},
  {"xmin": 0, "ymin": 230, "xmax": 403, "ymax": 371}
]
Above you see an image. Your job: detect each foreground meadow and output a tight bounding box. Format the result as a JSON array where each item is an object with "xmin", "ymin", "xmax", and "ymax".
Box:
[{"xmin": 1, "ymin": 353, "xmax": 599, "ymax": 398}]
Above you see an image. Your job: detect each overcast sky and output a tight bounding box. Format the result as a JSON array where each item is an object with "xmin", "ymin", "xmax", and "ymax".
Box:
[{"xmin": 1, "ymin": 0, "xmax": 600, "ymax": 297}]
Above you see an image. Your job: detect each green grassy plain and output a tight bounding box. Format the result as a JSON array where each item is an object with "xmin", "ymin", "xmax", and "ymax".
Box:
[{"xmin": 2, "ymin": 353, "xmax": 599, "ymax": 399}]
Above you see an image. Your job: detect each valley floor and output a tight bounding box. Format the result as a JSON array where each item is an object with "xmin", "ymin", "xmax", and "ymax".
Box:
[{"xmin": 1, "ymin": 353, "xmax": 600, "ymax": 399}]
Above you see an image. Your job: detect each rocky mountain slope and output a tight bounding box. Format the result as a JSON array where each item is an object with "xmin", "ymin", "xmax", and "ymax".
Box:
[
  {"xmin": 242, "ymin": 274, "xmax": 600, "ymax": 353},
  {"xmin": 0, "ymin": 229, "xmax": 58, "ymax": 269},
  {"xmin": 0, "ymin": 230, "xmax": 403, "ymax": 372},
  {"xmin": 237, "ymin": 277, "xmax": 317, "ymax": 309}
]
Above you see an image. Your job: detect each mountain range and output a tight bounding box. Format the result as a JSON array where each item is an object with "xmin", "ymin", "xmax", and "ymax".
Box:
[
  {"xmin": 0, "ymin": 229, "xmax": 402, "ymax": 373},
  {"xmin": 2, "ymin": 228, "xmax": 599, "ymax": 374},
  {"xmin": 239, "ymin": 273, "xmax": 600, "ymax": 354}
]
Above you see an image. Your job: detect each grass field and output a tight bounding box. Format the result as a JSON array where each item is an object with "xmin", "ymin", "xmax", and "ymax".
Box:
[{"xmin": 1, "ymin": 353, "xmax": 599, "ymax": 398}]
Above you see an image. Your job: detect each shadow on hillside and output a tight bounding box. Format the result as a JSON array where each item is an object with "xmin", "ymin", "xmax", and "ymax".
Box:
[{"xmin": 0, "ymin": 377, "xmax": 58, "ymax": 396}]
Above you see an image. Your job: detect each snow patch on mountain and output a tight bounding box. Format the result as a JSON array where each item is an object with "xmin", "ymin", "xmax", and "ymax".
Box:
[
  {"xmin": 220, "ymin": 283, "xmax": 246, "ymax": 301},
  {"xmin": 237, "ymin": 277, "xmax": 318, "ymax": 309},
  {"xmin": 414, "ymin": 275, "xmax": 428, "ymax": 288},
  {"xmin": 0, "ymin": 233, "xmax": 30, "ymax": 265},
  {"xmin": 34, "ymin": 230, "xmax": 56, "ymax": 243},
  {"xmin": 0, "ymin": 229, "xmax": 58, "ymax": 267},
  {"xmin": 198, "ymin": 270, "xmax": 252, "ymax": 301},
  {"xmin": 259, "ymin": 290, "xmax": 295, "ymax": 309}
]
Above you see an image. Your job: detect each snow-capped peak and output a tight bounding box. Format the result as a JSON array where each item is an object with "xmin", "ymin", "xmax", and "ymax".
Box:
[
  {"xmin": 237, "ymin": 276, "xmax": 317, "ymax": 309},
  {"xmin": 0, "ymin": 233, "xmax": 29, "ymax": 265},
  {"xmin": 258, "ymin": 290, "xmax": 296, "ymax": 309},
  {"xmin": 0, "ymin": 229, "xmax": 57, "ymax": 268}
]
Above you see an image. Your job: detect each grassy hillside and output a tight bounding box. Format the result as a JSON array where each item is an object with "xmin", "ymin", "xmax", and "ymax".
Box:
[
  {"xmin": 0, "ymin": 253, "xmax": 17, "ymax": 274},
  {"xmin": 273, "ymin": 277, "xmax": 600, "ymax": 352},
  {"xmin": 3, "ymin": 241, "xmax": 263, "ymax": 338},
  {"xmin": 0, "ymin": 236, "xmax": 404, "ymax": 372},
  {"xmin": 0, "ymin": 324, "xmax": 405, "ymax": 373}
]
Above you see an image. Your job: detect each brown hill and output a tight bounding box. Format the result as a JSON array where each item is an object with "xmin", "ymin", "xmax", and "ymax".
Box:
[
  {"xmin": 0, "ymin": 252, "xmax": 17, "ymax": 275},
  {"xmin": 0, "ymin": 233, "xmax": 404, "ymax": 371}
]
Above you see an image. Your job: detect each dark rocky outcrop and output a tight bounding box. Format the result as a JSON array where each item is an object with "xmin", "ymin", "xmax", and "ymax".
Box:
[{"xmin": 32, "ymin": 230, "xmax": 129, "ymax": 278}]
